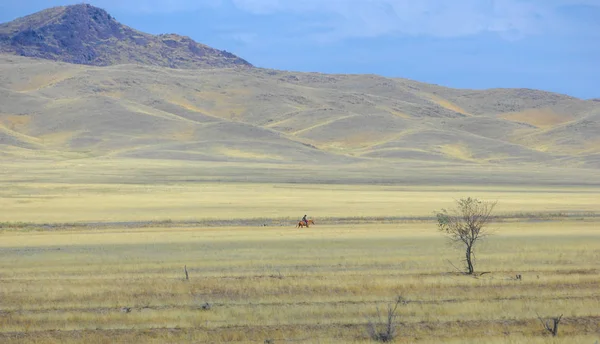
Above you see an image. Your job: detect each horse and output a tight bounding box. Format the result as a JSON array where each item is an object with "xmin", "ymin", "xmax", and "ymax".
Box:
[{"xmin": 296, "ymin": 219, "xmax": 315, "ymax": 228}]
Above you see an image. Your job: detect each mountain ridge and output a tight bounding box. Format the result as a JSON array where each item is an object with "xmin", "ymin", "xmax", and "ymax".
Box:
[{"xmin": 0, "ymin": 4, "xmax": 252, "ymax": 69}]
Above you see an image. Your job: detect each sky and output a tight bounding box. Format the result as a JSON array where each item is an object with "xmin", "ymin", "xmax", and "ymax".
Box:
[{"xmin": 1, "ymin": 0, "xmax": 599, "ymax": 99}]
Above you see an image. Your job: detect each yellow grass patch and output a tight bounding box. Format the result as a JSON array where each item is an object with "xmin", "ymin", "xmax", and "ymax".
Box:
[
  {"xmin": 121, "ymin": 100, "xmax": 197, "ymax": 123},
  {"xmin": 216, "ymin": 147, "xmax": 284, "ymax": 161},
  {"xmin": 439, "ymin": 143, "xmax": 477, "ymax": 162},
  {"xmin": 38, "ymin": 130, "xmax": 85, "ymax": 146},
  {"xmin": 100, "ymin": 90, "xmax": 125, "ymax": 99},
  {"xmin": 14, "ymin": 70, "xmax": 79, "ymax": 92},
  {"xmin": 526, "ymin": 139, "xmax": 597, "ymax": 156},
  {"xmin": 194, "ymin": 90, "xmax": 248, "ymax": 120},
  {"xmin": 500, "ymin": 108, "xmax": 575, "ymax": 128},
  {"xmin": 291, "ymin": 114, "xmax": 359, "ymax": 136},
  {"xmin": 583, "ymin": 138, "xmax": 600, "ymax": 153},
  {"xmin": 0, "ymin": 221, "xmax": 598, "ymax": 343},
  {"xmin": 158, "ymin": 88, "xmax": 249, "ymax": 121},
  {"xmin": 425, "ymin": 94, "xmax": 472, "ymax": 116},
  {"xmin": 1, "ymin": 182, "xmax": 599, "ymax": 223},
  {"xmin": 0, "ymin": 114, "xmax": 32, "ymax": 131},
  {"xmin": 0, "ymin": 145, "xmax": 90, "ymax": 160},
  {"xmin": 44, "ymin": 98, "xmax": 79, "ymax": 109},
  {"xmin": 376, "ymin": 105, "xmax": 411, "ymax": 118},
  {"xmin": 165, "ymin": 94, "xmax": 206, "ymax": 113},
  {"xmin": 0, "ymin": 123, "xmax": 40, "ymax": 145},
  {"xmin": 322, "ymin": 133, "xmax": 391, "ymax": 150},
  {"xmin": 169, "ymin": 124, "xmax": 198, "ymax": 141}
]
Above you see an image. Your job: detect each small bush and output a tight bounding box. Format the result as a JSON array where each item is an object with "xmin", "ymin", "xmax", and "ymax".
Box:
[{"xmin": 366, "ymin": 296, "xmax": 407, "ymax": 342}]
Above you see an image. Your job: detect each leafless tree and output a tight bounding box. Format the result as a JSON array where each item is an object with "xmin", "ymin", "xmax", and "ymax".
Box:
[
  {"xmin": 537, "ymin": 313, "xmax": 563, "ymax": 337},
  {"xmin": 436, "ymin": 197, "xmax": 497, "ymax": 275}
]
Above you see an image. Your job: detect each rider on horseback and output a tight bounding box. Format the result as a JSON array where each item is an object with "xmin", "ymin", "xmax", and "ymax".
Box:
[{"xmin": 302, "ymin": 214, "xmax": 308, "ymax": 226}]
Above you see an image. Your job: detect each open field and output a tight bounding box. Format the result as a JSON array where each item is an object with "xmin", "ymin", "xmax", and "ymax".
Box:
[
  {"xmin": 1, "ymin": 8, "xmax": 599, "ymax": 343},
  {"xmin": 0, "ymin": 221, "xmax": 599, "ymax": 343},
  {"xmin": 1, "ymin": 179, "xmax": 600, "ymax": 223},
  {"xmin": 1, "ymin": 181, "xmax": 599, "ymax": 343}
]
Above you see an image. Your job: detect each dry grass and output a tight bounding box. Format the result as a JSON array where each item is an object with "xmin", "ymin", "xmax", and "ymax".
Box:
[
  {"xmin": 500, "ymin": 109, "xmax": 575, "ymax": 128},
  {"xmin": 0, "ymin": 180, "xmax": 599, "ymax": 343},
  {"xmin": 424, "ymin": 93, "xmax": 472, "ymax": 116},
  {"xmin": 439, "ymin": 143, "xmax": 476, "ymax": 162},
  {"xmin": 0, "ymin": 220, "xmax": 599, "ymax": 343},
  {"xmin": 216, "ymin": 147, "xmax": 284, "ymax": 161},
  {"xmin": 1, "ymin": 181, "xmax": 600, "ymax": 223},
  {"xmin": 2, "ymin": 54, "xmax": 600, "ymax": 167}
]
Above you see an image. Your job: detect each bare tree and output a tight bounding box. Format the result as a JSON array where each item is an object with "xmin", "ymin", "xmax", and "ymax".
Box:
[
  {"xmin": 435, "ymin": 197, "xmax": 497, "ymax": 275},
  {"xmin": 537, "ymin": 313, "xmax": 563, "ymax": 337}
]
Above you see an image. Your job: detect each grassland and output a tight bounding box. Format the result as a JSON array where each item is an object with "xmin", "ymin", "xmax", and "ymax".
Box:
[
  {"xmin": 2, "ymin": 11, "xmax": 600, "ymax": 343},
  {"xmin": 2, "ymin": 179, "xmax": 600, "ymax": 223},
  {"xmin": 1, "ymin": 51, "xmax": 599, "ymax": 342},
  {"xmin": 0, "ymin": 182, "xmax": 599, "ymax": 343},
  {"xmin": 0, "ymin": 222, "xmax": 598, "ymax": 343}
]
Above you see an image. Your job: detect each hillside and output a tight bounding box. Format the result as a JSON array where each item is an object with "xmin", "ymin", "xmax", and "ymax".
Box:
[
  {"xmin": 1, "ymin": 53, "xmax": 599, "ymax": 172},
  {"xmin": 1, "ymin": 5, "xmax": 600, "ymax": 186},
  {"xmin": 0, "ymin": 4, "xmax": 251, "ymax": 69}
]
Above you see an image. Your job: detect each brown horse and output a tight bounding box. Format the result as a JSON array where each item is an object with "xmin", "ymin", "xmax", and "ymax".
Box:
[{"xmin": 296, "ymin": 219, "xmax": 315, "ymax": 228}]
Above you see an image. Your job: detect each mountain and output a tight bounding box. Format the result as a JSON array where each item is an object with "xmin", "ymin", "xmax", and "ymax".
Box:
[
  {"xmin": 1, "ymin": 6, "xmax": 599, "ymax": 186},
  {"xmin": 0, "ymin": 4, "xmax": 251, "ymax": 69}
]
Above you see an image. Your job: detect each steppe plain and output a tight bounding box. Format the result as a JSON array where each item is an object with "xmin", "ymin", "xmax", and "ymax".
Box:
[
  {"xmin": 1, "ymin": 53, "xmax": 600, "ymax": 343},
  {"xmin": 1, "ymin": 185, "xmax": 599, "ymax": 344}
]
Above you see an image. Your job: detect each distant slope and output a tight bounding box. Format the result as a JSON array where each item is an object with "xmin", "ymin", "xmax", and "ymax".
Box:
[
  {"xmin": 1, "ymin": 54, "xmax": 599, "ymax": 169},
  {"xmin": 0, "ymin": 4, "xmax": 251, "ymax": 69},
  {"xmin": 515, "ymin": 112, "xmax": 600, "ymax": 155}
]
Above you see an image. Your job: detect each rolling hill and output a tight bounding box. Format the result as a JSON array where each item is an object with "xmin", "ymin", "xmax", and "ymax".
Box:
[
  {"xmin": 1, "ymin": 53, "xmax": 599, "ymax": 168},
  {"xmin": 1, "ymin": 5, "xmax": 599, "ymax": 186}
]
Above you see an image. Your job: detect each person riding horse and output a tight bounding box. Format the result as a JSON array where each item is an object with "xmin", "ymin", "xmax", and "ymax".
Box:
[{"xmin": 296, "ymin": 216, "xmax": 314, "ymax": 228}]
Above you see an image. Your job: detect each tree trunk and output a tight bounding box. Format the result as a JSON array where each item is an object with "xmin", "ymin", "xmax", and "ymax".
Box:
[
  {"xmin": 551, "ymin": 317, "xmax": 560, "ymax": 336},
  {"xmin": 465, "ymin": 245, "xmax": 474, "ymax": 274}
]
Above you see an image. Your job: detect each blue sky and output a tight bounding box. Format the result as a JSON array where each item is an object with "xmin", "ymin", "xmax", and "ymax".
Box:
[{"xmin": 1, "ymin": 0, "xmax": 599, "ymax": 99}]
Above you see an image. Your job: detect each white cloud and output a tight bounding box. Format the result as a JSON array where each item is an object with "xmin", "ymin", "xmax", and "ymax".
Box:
[
  {"xmin": 231, "ymin": 0, "xmax": 597, "ymax": 39},
  {"xmin": 226, "ymin": 32, "xmax": 258, "ymax": 44},
  {"xmin": 57, "ymin": 0, "xmax": 598, "ymax": 41}
]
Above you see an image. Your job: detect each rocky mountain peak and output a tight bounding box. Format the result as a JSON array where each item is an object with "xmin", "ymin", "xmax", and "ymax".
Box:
[{"xmin": 0, "ymin": 4, "xmax": 252, "ymax": 69}]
